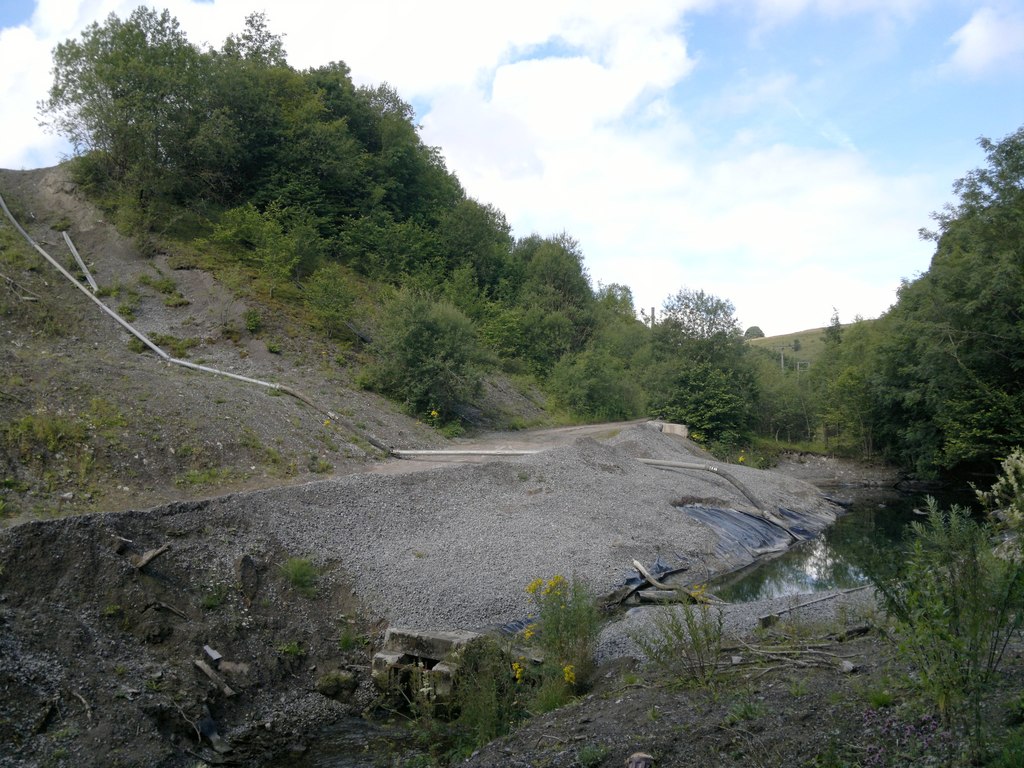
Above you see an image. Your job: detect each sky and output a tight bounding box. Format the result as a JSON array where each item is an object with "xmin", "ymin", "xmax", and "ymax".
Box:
[{"xmin": 1, "ymin": 1, "xmax": 1022, "ymax": 335}]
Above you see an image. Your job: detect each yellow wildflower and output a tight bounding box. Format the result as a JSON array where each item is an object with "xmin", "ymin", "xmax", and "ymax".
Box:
[
  {"xmin": 525, "ymin": 578, "xmax": 544, "ymax": 595},
  {"xmin": 542, "ymin": 574, "xmax": 566, "ymax": 596},
  {"xmin": 523, "ymin": 624, "xmax": 535, "ymax": 640},
  {"xmin": 323, "ymin": 419, "xmax": 331, "ymax": 427},
  {"xmin": 562, "ymin": 664, "xmax": 575, "ymax": 686},
  {"xmin": 512, "ymin": 661, "xmax": 524, "ymax": 682}
]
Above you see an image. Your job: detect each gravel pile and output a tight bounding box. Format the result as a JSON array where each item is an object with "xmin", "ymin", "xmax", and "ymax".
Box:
[{"xmin": 158, "ymin": 423, "xmax": 840, "ymax": 633}]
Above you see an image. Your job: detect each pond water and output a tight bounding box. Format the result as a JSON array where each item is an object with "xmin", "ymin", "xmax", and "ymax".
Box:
[{"xmin": 707, "ymin": 489, "xmax": 966, "ymax": 603}]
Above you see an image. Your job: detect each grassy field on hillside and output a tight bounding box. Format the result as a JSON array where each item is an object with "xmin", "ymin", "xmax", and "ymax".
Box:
[{"xmin": 748, "ymin": 326, "xmax": 831, "ymax": 366}]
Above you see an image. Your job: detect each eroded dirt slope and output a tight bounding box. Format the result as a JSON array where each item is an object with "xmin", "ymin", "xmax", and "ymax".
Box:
[{"xmin": 0, "ymin": 166, "xmax": 546, "ymax": 520}]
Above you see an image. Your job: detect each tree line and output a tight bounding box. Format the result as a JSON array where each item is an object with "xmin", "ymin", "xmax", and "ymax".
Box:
[{"xmin": 39, "ymin": 7, "xmax": 1022, "ymax": 478}]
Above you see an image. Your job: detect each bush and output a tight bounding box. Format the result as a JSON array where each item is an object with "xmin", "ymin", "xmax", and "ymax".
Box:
[
  {"xmin": 364, "ymin": 288, "xmax": 485, "ymax": 422},
  {"xmin": 634, "ymin": 599, "xmax": 724, "ymax": 687},
  {"xmin": 449, "ymin": 637, "xmax": 523, "ymax": 754},
  {"xmin": 871, "ymin": 496, "xmax": 1024, "ymax": 760},
  {"xmin": 547, "ymin": 348, "xmax": 645, "ymax": 421},
  {"xmin": 303, "ymin": 263, "xmax": 356, "ymax": 339},
  {"xmin": 523, "ymin": 574, "xmax": 600, "ymax": 698}
]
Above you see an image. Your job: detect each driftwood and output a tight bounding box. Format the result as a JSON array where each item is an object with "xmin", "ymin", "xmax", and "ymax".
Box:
[
  {"xmin": 0, "ymin": 270, "xmax": 41, "ymax": 301},
  {"xmin": 132, "ymin": 543, "xmax": 170, "ymax": 570},
  {"xmin": 757, "ymin": 585, "xmax": 871, "ymax": 628},
  {"xmin": 194, "ymin": 659, "xmax": 237, "ymax": 697},
  {"xmin": 609, "ymin": 564, "xmax": 691, "ymax": 606},
  {"xmin": 637, "ymin": 589, "xmax": 686, "ymax": 604},
  {"xmin": 632, "ymin": 559, "xmax": 673, "ymax": 589},
  {"xmin": 152, "ymin": 601, "xmax": 188, "ymax": 620}
]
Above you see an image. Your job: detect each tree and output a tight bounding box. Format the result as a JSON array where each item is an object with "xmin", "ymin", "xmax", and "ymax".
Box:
[
  {"xmin": 548, "ymin": 348, "xmax": 645, "ymax": 421},
  {"xmin": 648, "ymin": 287, "xmax": 755, "ymax": 448},
  {"xmin": 660, "ymin": 288, "xmax": 741, "ymax": 342},
  {"xmin": 41, "ymin": 7, "xmax": 207, "ymax": 203},
  {"xmin": 222, "ymin": 12, "xmax": 287, "ymax": 66},
  {"xmin": 869, "ymin": 127, "xmax": 1024, "ymax": 476},
  {"xmin": 744, "ymin": 326, "xmax": 765, "ymax": 339}
]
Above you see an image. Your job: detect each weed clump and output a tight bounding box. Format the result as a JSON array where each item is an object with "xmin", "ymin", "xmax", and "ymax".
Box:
[{"xmin": 280, "ymin": 556, "xmax": 318, "ymax": 598}]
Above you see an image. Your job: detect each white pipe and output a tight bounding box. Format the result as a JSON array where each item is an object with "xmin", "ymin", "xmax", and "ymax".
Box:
[
  {"xmin": 0, "ymin": 191, "xmax": 169, "ymax": 359},
  {"xmin": 62, "ymin": 231, "xmax": 98, "ymax": 293}
]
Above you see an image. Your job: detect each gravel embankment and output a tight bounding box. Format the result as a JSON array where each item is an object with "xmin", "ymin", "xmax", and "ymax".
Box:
[{"xmin": 146, "ymin": 422, "xmax": 840, "ymax": 633}]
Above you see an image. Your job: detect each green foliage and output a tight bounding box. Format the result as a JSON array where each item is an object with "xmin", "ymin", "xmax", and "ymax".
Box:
[
  {"xmin": 870, "ymin": 497, "xmax": 1024, "ymax": 760},
  {"xmin": 276, "ymin": 640, "xmax": 304, "ymax": 656},
  {"xmin": 244, "ymin": 309, "xmax": 263, "ymax": 334},
  {"xmin": 577, "ymin": 743, "xmax": 610, "ymax": 767},
  {"xmin": 364, "ymin": 289, "xmax": 485, "ymax": 422},
  {"xmin": 976, "ymin": 447, "xmax": 1024, "ymax": 533},
  {"xmin": 633, "ymin": 600, "xmax": 724, "ymax": 687},
  {"xmin": 280, "ymin": 557, "xmax": 318, "ymax": 598},
  {"xmin": 650, "ymin": 361, "xmax": 751, "ymax": 449},
  {"xmin": 648, "ymin": 288, "xmax": 755, "ymax": 450},
  {"xmin": 446, "ymin": 637, "xmax": 523, "ymax": 756},
  {"xmin": 547, "ymin": 347, "xmax": 645, "ymax": 421},
  {"xmin": 3, "ymin": 411, "xmax": 88, "ymax": 464},
  {"xmin": 200, "ymin": 584, "xmax": 228, "ymax": 610},
  {"xmin": 723, "ymin": 697, "xmax": 766, "ymax": 726},
  {"xmin": 523, "ymin": 574, "xmax": 600, "ymax": 693},
  {"xmin": 858, "ymin": 128, "xmax": 1023, "ymax": 476},
  {"xmin": 303, "ymin": 263, "xmax": 356, "ymax": 338},
  {"xmin": 149, "ymin": 333, "xmax": 198, "ymax": 359}
]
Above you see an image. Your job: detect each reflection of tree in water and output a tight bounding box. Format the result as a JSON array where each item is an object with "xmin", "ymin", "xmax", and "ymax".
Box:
[{"xmin": 711, "ymin": 494, "xmax": 927, "ymax": 603}]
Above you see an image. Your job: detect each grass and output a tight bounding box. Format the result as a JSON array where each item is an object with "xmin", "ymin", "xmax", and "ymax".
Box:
[
  {"xmin": 747, "ymin": 325, "xmax": 836, "ymax": 366},
  {"xmin": 176, "ymin": 467, "xmax": 231, "ymax": 486},
  {"xmin": 280, "ymin": 556, "xmax": 318, "ymax": 598},
  {"xmin": 149, "ymin": 333, "xmax": 199, "ymax": 359},
  {"xmin": 277, "ymin": 640, "xmax": 304, "ymax": 656}
]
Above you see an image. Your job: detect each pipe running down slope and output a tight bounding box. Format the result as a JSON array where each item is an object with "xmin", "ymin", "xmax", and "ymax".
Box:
[{"xmin": 0, "ymin": 190, "xmax": 394, "ymax": 454}]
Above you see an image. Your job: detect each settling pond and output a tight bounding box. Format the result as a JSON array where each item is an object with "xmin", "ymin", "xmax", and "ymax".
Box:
[{"xmin": 706, "ymin": 488, "xmax": 969, "ymax": 602}]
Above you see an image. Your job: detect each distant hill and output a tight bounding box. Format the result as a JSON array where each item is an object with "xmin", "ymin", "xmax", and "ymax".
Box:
[{"xmin": 747, "ymin": 326, "xmax": 830, "ymax": 366}]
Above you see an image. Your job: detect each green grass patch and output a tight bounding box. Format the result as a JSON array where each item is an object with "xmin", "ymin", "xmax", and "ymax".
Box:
[{"xmin": 280, "ymin": 557, "xmax": 318, "ymax": 598}]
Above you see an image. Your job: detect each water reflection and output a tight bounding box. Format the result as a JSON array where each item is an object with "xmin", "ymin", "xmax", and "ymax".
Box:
[{"xmin": 709, "ymin": 493, "xmax": 925, "ymax": 602}]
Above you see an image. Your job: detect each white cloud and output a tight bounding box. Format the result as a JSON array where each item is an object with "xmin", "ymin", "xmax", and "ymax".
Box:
[
  {"xmin": 944, "ymin": 5, "xmax": 1024, "ymax": 76},
  {"xmin": 746, "ymin": 0, "xmax": 926, "ymax": 24},
  {"xmin": 0, "ymin": 23, "xmax": 67, "ymax": 168},
  {"xmin": 0, "ymin": 0, "xmax": 959, "ymax": 334}
]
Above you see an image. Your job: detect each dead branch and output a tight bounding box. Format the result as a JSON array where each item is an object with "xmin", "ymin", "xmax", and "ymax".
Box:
[
  {"xmin": 152, "ymin": 601, "xmax": 189, "ymax": 620},
  {"xmin": 71, "ymin": 690, "xmax": 92, "ymax": 722},
  {"xmin": 132, "ymin": 543, "xmax": 170, "ymax": 570}
]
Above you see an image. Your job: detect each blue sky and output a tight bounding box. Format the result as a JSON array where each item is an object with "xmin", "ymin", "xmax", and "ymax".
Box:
[{"xmin": 1, "ymin": 1, "xmax": 1022, "ymax": 334}]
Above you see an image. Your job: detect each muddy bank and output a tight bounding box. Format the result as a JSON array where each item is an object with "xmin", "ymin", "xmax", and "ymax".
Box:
[{"xmin": 0, "ymin": 424, "xmax": 841, "ymax": 766}]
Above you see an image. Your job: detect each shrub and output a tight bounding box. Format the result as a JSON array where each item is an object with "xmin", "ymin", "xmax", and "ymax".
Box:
[
  {"xmin": 524, "ymin": 574, "xmax": 600, "ymax": 695},
  {"xmin": 871, "ymin": 496, "xmax": 1024, "ymax": 760},
  {"xmin": 448, "ymin": 637, "xmax": 523, "ymax": 754},
  {"xmin": 634, "ymin": 599, "xmax": 724, "ymax": 687},
  {"xmin": 303, "ymin": 263, "xmax": 356, "ymax": 339},
  {"xmin": 364, "ymin": 288, "xmax": 485, "ymax": 422},
  {"xmin": 244, "ymin": 309, "xmax": 263, "ymax": 334}
]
